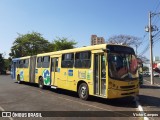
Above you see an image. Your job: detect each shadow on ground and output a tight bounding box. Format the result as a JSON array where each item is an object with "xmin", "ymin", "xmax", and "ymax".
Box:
[
  {"xmin": 138, "ymin": 94, "xmax": 160, "ymax": 108},
  {"xmin": 14, "ymin": 81, "xmax": 136, "ymax": 108}
]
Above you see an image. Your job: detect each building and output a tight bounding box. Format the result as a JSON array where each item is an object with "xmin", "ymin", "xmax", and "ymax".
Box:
[{"xmin": 91, "ymin": 35, "xmax": 105, "ymax": 45}]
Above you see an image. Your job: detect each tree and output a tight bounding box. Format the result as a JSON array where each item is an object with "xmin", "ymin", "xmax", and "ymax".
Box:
[
  {"xmin": 107, "ymin": 34, "xmax": 142, "ymax": 48},
  {"xmin": 143, "ymin": 66, "xmax": 149, "ymax": 71},
  {"xmin": 137, "ymin": 55, "xmax": 149, "ymax": 63},
  {"xmin": 4, "ymin": 59, "xmax": 11, "ymax": 70},
  {"xmin": 9, "ymin": 32, "xmax": 53, "ymax": 58},
  {"xmin": 52, "ymin": 37, "xmax": 77, "ymax": 51},
  {"xmin": 0, "ymin": 53, "xmax": 5, "ymax": 72}
]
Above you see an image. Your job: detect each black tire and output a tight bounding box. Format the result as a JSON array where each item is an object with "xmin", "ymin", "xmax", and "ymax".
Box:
[
  {"xmin": 17, "ymin": 75, "xmax": 21, "ymax": 84},
  {"xmin": 39, "ymin": 77, "xmax": 44, "ymax": 89},
  {"xmin": 78, "ymin": 83, "xmax": 89, "ymax": 100}
]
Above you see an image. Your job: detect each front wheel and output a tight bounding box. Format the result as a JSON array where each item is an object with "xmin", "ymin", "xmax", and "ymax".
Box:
[
  {"xmin": 78, "ymin": 83, "xmax": 89, "ymax": 100},
  {"xmin": 17, "ymin": 75, "xmax": 21, "ymax": 84},
  {"xmin": 39, "ymin": 77, "xmax": 44, "ymax": 89}
]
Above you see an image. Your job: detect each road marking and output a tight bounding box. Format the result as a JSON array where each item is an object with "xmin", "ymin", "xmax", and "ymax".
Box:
[
  {"xmin": 0, "ymin": 106, "xmax": 5, "ymax": 111},
  {"xmin": 144, "ymin": 79, "xmax": 160, "ymax": 86},
  {"xmin": 0, "ymin": 106, "xmax": 13, "ymax": 120},
  {"xmin": 134, "ymin": 96, "xmax": 149, "ymax": 120}
]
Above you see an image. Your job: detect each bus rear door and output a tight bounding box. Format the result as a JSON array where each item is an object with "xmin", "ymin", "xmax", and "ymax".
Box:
[{"xmin": 50, "ymin": 55, "xmax": 60, "ymax": 87}]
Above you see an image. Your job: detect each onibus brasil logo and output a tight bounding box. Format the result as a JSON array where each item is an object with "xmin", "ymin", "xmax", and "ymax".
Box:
[{"xmin": 42, "ymin": 69, "xmax": 50, "ymax": 85}]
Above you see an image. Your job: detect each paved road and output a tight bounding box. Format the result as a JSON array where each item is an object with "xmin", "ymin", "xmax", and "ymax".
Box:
[
  {"xmin": 138, "ymin": 77, "xmax": 160, "ymax": 120},
  {"xmin": 0, "ymin": 75, "xmax": 156, "ymax": 120}
]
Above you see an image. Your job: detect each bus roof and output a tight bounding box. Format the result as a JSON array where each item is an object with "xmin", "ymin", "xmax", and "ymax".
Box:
[
  {"xmin": 37, "ymin": 44, "xmax": 108, "ymax": 57},
  {"xmin": 12, "ymin": 44, "xmax": 133, "ymax": 58},
  {"xmin": 12, "ymin": 56, "xmax": 31, "ymax": 61}
]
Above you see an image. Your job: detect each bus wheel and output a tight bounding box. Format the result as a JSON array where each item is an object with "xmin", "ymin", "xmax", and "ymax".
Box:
[
  {"xmin": 39, "ymin": 77, "xmax": 44, "ymax": 89},
  {"xmin": 78, "ymin": 83, "xmax": 89, "ymax": 100},
  {"xmin": 17, "ymin": 75, "xmax": 21, "ymax": 84}
]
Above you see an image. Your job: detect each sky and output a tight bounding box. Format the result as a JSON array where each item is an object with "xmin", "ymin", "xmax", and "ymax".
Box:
[{"xmin": 0, "ymin": 0, "xmax": 160, "ymax": 59}]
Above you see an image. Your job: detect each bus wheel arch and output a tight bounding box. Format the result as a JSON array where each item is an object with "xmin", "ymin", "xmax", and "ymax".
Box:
[
  {"xmin": 17, "ymin": 74, "xmax": 21, "ymax": 84},
  {"xmin": 77, "ymin": 80, "xmax": 89, "ymax": 100},
  {"xmin": 39, "ymin": 76, "xmax": 44, "ymax": 89}
]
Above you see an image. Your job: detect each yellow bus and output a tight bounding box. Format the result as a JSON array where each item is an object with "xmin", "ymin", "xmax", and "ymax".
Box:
[{"xmin": 11, "ymin": 44, "xmax": 139, "ymax": 100}]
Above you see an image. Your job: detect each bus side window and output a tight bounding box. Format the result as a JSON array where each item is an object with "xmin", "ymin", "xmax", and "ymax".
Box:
[
  {"xmin": 24, "ymin": 59, "xmax": 29, "ymax": 68},
  {"xmin": 19, "ymin": 60, "xmax": 24, "ymax": 68},
  {"xmin": 16, "ymin": 61, "xmax": 19, "ymax": 68},
  {"xmin": 75, "ymin": 51, "xmax": 91, "ymax": 68},
  {"xmin": 51, "ymin": 58, "xmax": 59, "ymax": 72},
  {"xmin": 42, "ymin": 56, "xmax": 50, "ymax": 68},
  {"xmin": 37, "ymin": 57, "xmax": 42, "ymax": 68},
  {"xmin": 61, "ymin": 53, "xmax": 74, "ymax": 68}
]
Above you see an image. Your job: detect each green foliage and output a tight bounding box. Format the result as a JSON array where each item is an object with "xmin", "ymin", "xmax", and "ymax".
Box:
[
  {"xmin": 52, "ymin": 37, "xmax": 77, "ymax": 51},
  {"xmin": 9, "ymin": 32, "xmax": 77, "ymax": 58},
  {"xmin": 9, "ymin": 32, "xmax": 53, "ymax": 58},
  {"xmin": 0, "ymin": 53, "xmax": 5, "ymax": 71},
  {"xmin": 4, "ymin": 59, "xmax": 11, "ymax": 70},
  {"xmin": 143, "ymin": 66, "xmax": 149, "ymax": 71}
]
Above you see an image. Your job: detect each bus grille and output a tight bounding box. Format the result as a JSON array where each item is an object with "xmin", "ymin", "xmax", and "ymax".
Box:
[{"xmin": 120, "ymin": 85, "xmax": 135, "ymax": 89}]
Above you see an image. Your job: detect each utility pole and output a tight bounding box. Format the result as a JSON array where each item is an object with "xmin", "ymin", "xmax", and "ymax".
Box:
[
  {"xmin": 149, "ymin": 12, "xmax": 154, "ymax": 85},
  {"xmin": 145, "ymin": 11, "xmax": 160, "ymax": 85}
]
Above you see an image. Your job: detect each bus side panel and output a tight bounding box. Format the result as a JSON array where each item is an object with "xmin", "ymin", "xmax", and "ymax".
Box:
[
  {"xmin": 16, "ymin": 68, "xmax": 23, "ymax": 81},
  {"xmin": 29, "ymin": 56, "xmax": 37, "ymax": 83},
  {"xmin": 35, "ymin": 67, "xmax": 42, "ymax": 84},
  {"xmin": 73, "ymin": 68, "xmax": 94, "ymax": 94},
  {"xmin": 23, "ymin": 68, "xmax": 29, "ymax": 82},
  {"xmin": 66, "ymin": 68, "xmax": 77, "ymax": 91},
  {"xmin": 57, "ymin": 68, "xmax": 67, "ymax": 89}
]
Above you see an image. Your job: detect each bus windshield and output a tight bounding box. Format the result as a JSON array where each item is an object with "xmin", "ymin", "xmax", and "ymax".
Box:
[{"xmin": 108, "ymin": 53, "xmax": 138, "ymax": 80}]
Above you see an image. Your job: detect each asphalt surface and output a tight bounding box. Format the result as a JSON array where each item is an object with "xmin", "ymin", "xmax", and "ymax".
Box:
[
  {"xmin": 0, "ymin": 75, "xmax": 159, "ymax": 120},
  {"xmin": 138, "ymin": 77, "xmax": 160, "ymax": 120}
]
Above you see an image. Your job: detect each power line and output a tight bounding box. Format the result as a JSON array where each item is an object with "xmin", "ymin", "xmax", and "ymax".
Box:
[
  {"xmin": 139, "ymin": 43, "xmax": 150, "ymax": 56},
  {"xmin": 139, "ymin": 1, "xmax": 160, "ymax": 60},
  {"xmin": 153, "ymin": 0, "xmax": 160, "ymax": 13},
  {"xmin": 153, "ymin": 30, "xmax": 160, "ymax": 39},
  {"xmin": 152, "ymin": 0, "xmax": 160, "ymax": 25}
]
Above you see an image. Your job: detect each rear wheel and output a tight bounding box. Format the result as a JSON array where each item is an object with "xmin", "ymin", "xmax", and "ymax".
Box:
[
  {"xmin": 39, "ymin": 77, "xmax": 44, "ymax": 89},
  {"xmin": 78, "ymin": 83, "xmax": 89, "ymax": 100},
  {"xmin": 17, "ymin": 75, "xmax": 21, "ymax": 84}
]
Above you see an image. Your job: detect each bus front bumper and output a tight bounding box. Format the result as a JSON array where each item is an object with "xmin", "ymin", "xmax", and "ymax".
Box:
[{"xmin": 107, "ymin": 88, "xmax": 139, "ymax": 99}]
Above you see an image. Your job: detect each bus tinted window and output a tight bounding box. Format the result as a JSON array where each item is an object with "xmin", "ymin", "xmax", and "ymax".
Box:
[
  {"xmin": 24, "ymin": 59, "xmax": 29, "ymax": 68},
  {"xmin": 107, "ymin": 45, "xmax": 135, "ymax": 54},
  {"xmin": 19, "ymin": 60, "xmax": 24, "ymax": 68},
  {"xmin": 61, "ymin": 53, "xmax": 74, "ymax": 68},
  {"xmin": 75, "ymin": 51, "xmax": 91, "ymax": 68},
  {"xmin": 42, "ymin": 56, "xmax": 50, "ymax": 68},
  {"xmin": 51, "ymin": 58, "xmax": 59, "ymax": 72},
  {"xmin": 16, "ymin": 61, "xmax": 19, "ymax": 68},
  {"xmin": 37, "ymin": 57, "xmax": 42, "ymax": 68}
]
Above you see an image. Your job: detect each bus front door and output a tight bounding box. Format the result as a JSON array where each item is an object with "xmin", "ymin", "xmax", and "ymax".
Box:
[
  {"xmin": 94, "ymin": 54, "xmax": 106, "ymax": 96},
  {"xmin": 50, "ymin": 57, "xmax": 59, "ymax": 86}
]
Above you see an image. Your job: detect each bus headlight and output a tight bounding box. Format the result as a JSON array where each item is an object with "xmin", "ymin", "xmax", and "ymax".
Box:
[{"xmin": 109, "ymin": 82, "xmax": 118, "ymax": 89}]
